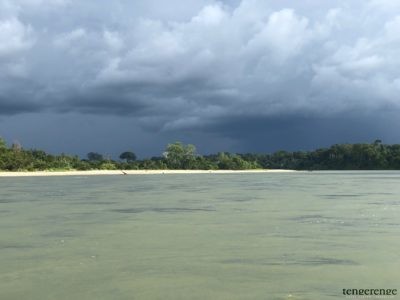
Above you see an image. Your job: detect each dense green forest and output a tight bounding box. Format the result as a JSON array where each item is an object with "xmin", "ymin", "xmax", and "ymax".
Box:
[{"xmin": 0, "ymin": 138, "xmax": 400, "ymax": 171}]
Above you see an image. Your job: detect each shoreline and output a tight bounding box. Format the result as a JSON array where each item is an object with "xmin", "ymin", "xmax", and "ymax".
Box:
[{"xmin": 0, "ymin": 169, "xmax": 296, "ymax": 177}]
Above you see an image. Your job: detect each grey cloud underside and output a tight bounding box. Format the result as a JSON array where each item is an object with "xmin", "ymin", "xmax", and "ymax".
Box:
[{"xmin": 1, "ymin": 0, "xmax": 400, "ymax": 146}]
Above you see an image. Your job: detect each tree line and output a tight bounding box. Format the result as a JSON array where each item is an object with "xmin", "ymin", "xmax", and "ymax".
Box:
[{"xmin": 0, "ymin": 138, "xmax": 400, "ymax": 171}]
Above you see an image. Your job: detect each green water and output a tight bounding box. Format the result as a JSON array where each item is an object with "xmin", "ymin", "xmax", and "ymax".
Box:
[{"xmin": 0, "ymin": 172, "xmax": 399, "ymax": 300}]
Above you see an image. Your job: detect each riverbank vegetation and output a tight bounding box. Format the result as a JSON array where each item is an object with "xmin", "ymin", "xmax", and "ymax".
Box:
[{"xmin": 0, "ymin": 138, "xmax": 399, "ymax": 171}]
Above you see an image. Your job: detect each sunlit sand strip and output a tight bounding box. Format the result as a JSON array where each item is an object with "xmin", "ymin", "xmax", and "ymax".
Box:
[{"xmin": 0, "ymin": 169, "xmax": 297, "ymax": 177}]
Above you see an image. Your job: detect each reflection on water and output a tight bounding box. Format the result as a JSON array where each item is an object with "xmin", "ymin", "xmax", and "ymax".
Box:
[
  {"xmin": 112, "ymin": 207, "xmax": 216, "ymax": 214},
  {"xmin": 0, "ymin": 171, "xmax": 399, "ymax": 300},
  {"xmin": 220, "ymin": 256, "xmax": 359, "ymax": 266}
]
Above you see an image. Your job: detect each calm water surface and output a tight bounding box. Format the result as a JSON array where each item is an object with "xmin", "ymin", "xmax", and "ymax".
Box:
[{"xmin": 0, "ymin": 172, "xmax": 399, "ymax": 299}]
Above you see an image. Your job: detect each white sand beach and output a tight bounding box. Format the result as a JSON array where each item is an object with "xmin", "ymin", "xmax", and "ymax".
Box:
[{"xmin": 0, "ymin": 169, "xmax": 296, "ymax": 177}]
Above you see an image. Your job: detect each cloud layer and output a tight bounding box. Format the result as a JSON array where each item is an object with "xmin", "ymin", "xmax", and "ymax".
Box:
[{"xmin": 1, "ymin": 0, "xmax": 400, "ymax": 154}]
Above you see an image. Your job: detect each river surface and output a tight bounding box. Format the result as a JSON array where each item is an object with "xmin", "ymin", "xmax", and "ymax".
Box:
[{"xmin": 0, "ymin": 172, "xmax": 399, "ymax": 299}]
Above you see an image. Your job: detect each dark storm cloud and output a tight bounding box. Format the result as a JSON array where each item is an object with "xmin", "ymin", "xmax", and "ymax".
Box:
[
  {"xmin": 1, "ymin": 0, "xmax": 400, "ymax": 155},
  {"xmin": 0, "ymin": 98, "xmax": 42, "ymax": 115},
  {"xmin": 61, "ymin": 90, "xmax": 148, "ymax": 116},
  {"xmin": 202, "ymin": 112, "xmax": 396, "ymax": 153}
]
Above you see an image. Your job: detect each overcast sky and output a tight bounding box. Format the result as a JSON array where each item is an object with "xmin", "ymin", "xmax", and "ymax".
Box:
[{"xmin": 1, "ymin": 0, "xmax": 399, "ymax": 157}]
